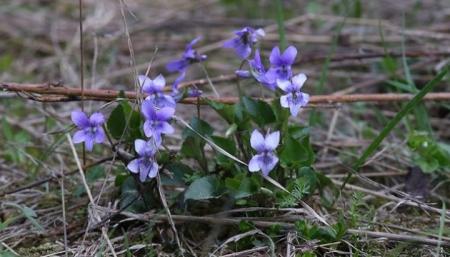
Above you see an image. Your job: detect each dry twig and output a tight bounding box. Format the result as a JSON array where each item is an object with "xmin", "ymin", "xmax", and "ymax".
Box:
[{"xmin": 2, "ymin": 82, "xmax": 450, "ymax": 105}]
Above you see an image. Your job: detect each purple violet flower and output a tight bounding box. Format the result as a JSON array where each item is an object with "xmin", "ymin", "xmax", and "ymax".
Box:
[
  {"xmin": 171, "ymin": 71, "xmax": 186, "ymax": 95},
  {"xmin": 187, "ymin": 86, "xmax": 202, "ymax": 97},
  {"xmin": 248, "ymin": 130, "xmax": 280, "ymax": 176},
  {"xmin": 236, "ymin": 50, "xmax": 276, "ymax": 90},
  {"xmin": 166, "ymin": 37, "xmax": 207, "ymax": 73},
  {"xmin": 223, "ymin": 27, "xmax": 265, "ymax": 59},
  {"xmin": 71, "ymin": 110, "xmax": 105, "ymax": 151},
  {"xmin": 277, "ymin": 73, "xmax": 310, "ymax": 117},
  {"xmin": 139, "ymin": 74, "xmax": 176, "ymax": 109},
  {"xmin": 249, "ymin": 49, "xmax": 276, "ymax": 90},
  {"xmin": 127, "ymin": 139, "xmax": 160, "ymax": 182},
  {"xmin": 140, "ymin": 74, "xmax": 165, "ymax": 94},
  {"xmin": 265, "ymin": 45, "xmax": 297, "ymax": 82},
  {"xmin": 141, "ymin": 100, "xmax": 175, "ymax": 141}
]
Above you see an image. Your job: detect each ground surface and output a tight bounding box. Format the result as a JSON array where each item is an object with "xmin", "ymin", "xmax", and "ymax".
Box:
[{"xmin": 0, "ymin": 0, "xmax": 450, "ymax": 256}]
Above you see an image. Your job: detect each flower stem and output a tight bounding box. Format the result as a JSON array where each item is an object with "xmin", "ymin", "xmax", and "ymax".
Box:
[{"xmin": 236, "ymin": 60, "xmax": 246, "ymax": 99}]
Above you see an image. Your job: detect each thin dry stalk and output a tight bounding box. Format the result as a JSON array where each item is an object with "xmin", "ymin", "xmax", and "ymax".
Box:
[
  {"xmin": 156, "ymin": 173, "xmax": 185, "ymax": 256},
  {"xmin": 2, "ymin": 82, "xmax": 450, "ymax": 104},
  {"xmin": 66, "ymin": 134, "xmax": 118, "ymax": 257}
]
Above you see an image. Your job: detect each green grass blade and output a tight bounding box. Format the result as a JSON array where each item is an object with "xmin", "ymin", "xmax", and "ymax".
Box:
[
  {"xmin": 400, "ymin": 14, "xmax": 415, "ymax": 89},
  {"xmin": 436, "ymin": 202, "xmax": 446, "ymax": 253},
  {"xmin": 340, "ymin": 67, "xmax": 448, "ymax": 189},
  {"xmin": 400, "ymin": 18, "xmax": 432, "ymax": 133},
  {"xmin": 355, "ymin": 67, "xmax": 447, "ymax": 169},
  {"xmin": 275, "ymin": 0, "xmax": 286, "ymax": 50}
]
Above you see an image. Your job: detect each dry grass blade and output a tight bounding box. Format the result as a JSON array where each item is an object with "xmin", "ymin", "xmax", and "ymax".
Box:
[
  {"xmin": 174, "ymin": 115, "xmax": 247, "ymax": 166},
  {"xmin": 156, "ymin": 173, "xmax": 185, "ymax": 256},
  {"xmin": 209, "ymin": 229, "xmax": 274, "ymax": 257},
  {"xmin": 66, "ymin": 134, "xmax": 118, "ymax": 257}
]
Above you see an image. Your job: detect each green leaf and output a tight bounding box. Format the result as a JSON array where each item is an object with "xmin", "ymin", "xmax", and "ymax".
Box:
[
  {"xmin": 295, "ymin": 219, "xmax": 340, "ymax": 243},
  {"xmin": 164, "ymin": 162, "xmax": 195, "ymax": 186},
  {"xmin": 280, "ymin": 127, "xmax": 315, "ymax": 168},
  {"xmin": 74, "ymin": 166, "xmax": 106, "ymax": 197},
  {"xmin": 407, "ymin": 131, "xmax": 450, "ymax": 173},
  {"xmin": 279, "ymin": 176, "xmax": 311, "ymax": 207},
  {"xmin": 271, "ymin": 98, "xmax": 289, "ymax": 127},
  {"xmin": 206, "ymin": 99, "xmax": 235, "ymax": 123},
  {"xmin": 184, "ymin": 176, "xmax": 222, "ymax": 201},
  {"xmin": 119, "ymin": 176, "xmax": 152, "ymax": 213},
  {"xmin": 4, "ymin": 203, "xmax": 44, "ymax": 232},
  {"xmin": 211, "ymin": 136, "xmax": 237, "ymax": 167},
  {"xmin": 225, "ymin": 174, "xmax": 259, "ymax": 199},
  {"xmin": 288, "ymin": 125, "xmax": 310, "ymax": 139},
  {"xmin": 181, "ymin": 117, "xmax": 214, "ymax": 160},
  {"xmin": 333, "ymin": 216, "xmax": 348, "ymax": 241},
  {"xmin": 315, "ymin": 172, "xmax": 337, "ymax": 207},
  {"xmin": 182, "ymin": 117, "xmax": 214, "ymax": 139},
  {"xmin": 115, "ymin": 173, "xmax": 129, "ymax": 187},
  {"xmin": 107, "ymin": 103, "xmax": 127, "ymax": 139},
  {"xmin": 415, "ymin": 157, "xmax": 440, "ymax": 173},
  {"xmin": 233, "ymin": 102, "xmax": 247, "ymax": 123},
  {"xmin": 180, "ymin": 137, "xmax": 203, "ymax": 160},
  {"xmin": 386, "ymin": 80, "xmax": 415, "ymax": 92},
  {"xmin": 296, "ymin": 167, "xmax": 318, "ymax": 190},
  {"xmin": 242, "ymin": 96, "xmax": 276, "ymax": 126},
  {"xmin": 107, "ymin": 101, "xmax": 142, "ymax": 141},
  {"xmin": 160, "ymin": 163, "xmax": 193, "ymax": 201},
  {"xmin": 86, "ymin": 166, "xmax": 105, "ymax": 182}
]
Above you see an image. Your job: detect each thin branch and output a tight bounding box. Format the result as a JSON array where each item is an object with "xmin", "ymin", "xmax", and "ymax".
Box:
[{"xmin": 2, "ymin": 82, "xmax": 450, "ymax": 105}]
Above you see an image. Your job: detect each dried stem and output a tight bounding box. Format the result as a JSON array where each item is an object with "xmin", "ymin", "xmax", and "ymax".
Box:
[
  {"xmin": 2, "ymin": 82, "xmax": 450, "ymax": 105},
  {"xmin": 66, "ymin": 134, "xmax": 118, "ymax": 257}
]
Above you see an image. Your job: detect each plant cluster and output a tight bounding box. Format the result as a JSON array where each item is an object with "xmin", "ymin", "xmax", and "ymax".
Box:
[{"xmin": 71, "ymin": 26, "xmax": 335, "ymax": 230}]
